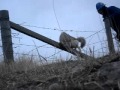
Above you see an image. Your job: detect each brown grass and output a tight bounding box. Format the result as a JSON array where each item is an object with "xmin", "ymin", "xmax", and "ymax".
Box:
[{"xmin": 0, "ymin": 52, "xmax": 119, "ymax": 90}]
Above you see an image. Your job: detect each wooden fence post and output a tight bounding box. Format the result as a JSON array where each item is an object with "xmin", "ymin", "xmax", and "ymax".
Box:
[
  {"xmin": 0, "ymin": 10, "xmax": 14, "ymax": 63},
  {"xmin": 104, "ymin": 18, "xmax": 115, "ymax": 54}
]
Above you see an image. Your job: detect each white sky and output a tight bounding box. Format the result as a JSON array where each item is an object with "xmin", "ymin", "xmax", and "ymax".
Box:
[{"xmin": 0, "ymin": 0, "xmax": 120, "ymax": 61}]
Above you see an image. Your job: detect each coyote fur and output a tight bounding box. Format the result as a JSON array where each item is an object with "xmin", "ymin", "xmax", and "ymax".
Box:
[{"xmin": 59, "ymin": 32, "xmax": 86, "ymax": 52}]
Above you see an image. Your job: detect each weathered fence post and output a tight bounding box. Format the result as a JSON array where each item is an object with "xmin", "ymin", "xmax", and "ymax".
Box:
[
  {"xmin": 0, "ymin": 10, "xmax": 14, "ymax": 63},
  {"xmin": 104, "ymin": 18, "xmax": 115, "ymax": 54}
]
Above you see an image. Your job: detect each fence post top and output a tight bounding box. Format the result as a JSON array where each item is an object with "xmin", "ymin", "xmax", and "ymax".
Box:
[{"xmin": 0, "ymin": 10, "xmax": 9, "ymax": 20}]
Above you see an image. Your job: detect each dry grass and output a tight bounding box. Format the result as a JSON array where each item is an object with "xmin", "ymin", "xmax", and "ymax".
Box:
[
  {"xmin": 0, "ymin": 52, "xmax": 119, "ymax": 90},
  {"xmin": 0, "ymin": 56, "xmax": 85, "ymax": 90}
]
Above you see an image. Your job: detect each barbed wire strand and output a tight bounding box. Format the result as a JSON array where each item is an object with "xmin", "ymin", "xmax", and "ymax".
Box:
[
  {"xmin": 20, "ymin": 23, "xmax": 105, "ymax": 33},
  {"xmin": 52, "ymin": 0, "xmax": 61, "ymax": 30},
  {"xmin": 46, "ymin": 50, "xmax": 63, "ymax": 59},
  {"xmin": 96, "ymin": 32, "xmax": 105, "ymax": 56},
  {"xmin": 85, "ymin": 29, "xmax": 104, "ymax": 39},
  {"xmin": 1, "ymin": 20, "xmax": 119, "ymax": 60}
]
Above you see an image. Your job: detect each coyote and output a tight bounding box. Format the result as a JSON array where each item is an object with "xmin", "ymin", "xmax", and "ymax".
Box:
[{"xmin": 59, "ymin": 32, "xmax": 86, "ymax": 52}]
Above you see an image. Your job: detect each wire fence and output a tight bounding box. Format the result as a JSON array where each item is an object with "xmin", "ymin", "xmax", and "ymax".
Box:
[{"xmin": 0, "ymin": 24, "xmax": 120, "ymax": 63}]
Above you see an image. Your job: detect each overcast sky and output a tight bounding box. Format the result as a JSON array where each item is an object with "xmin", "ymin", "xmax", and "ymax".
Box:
[{"xmin": 0, "ymin": 0, "xmax": 120, "ymax": 61}]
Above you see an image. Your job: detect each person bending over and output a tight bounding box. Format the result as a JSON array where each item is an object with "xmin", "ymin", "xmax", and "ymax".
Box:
[{"xmin": 96, "ymin": 2, "xmax": 120, "ymax": 41}]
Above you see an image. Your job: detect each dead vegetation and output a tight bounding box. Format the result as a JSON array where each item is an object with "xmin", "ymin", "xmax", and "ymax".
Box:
[{"xmin": 0, "ymin": 53, "xmax": 120, "ymax": 90}]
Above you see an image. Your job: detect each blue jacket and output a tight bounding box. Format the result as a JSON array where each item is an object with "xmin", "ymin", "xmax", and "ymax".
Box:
[{"xmin": 103, "ymin": 6, "xmax": 120, "ymax": 40}]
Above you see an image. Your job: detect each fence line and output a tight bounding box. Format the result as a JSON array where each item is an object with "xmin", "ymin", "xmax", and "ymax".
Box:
[
  {"xmin": 0, "ymin": 24, "xmax": 117, "ymax": 60},
  {"xmin": 0, "ymin": 10, "xmax": 118, "ymax": 63},
  {"xmin": 12, "ymin": 39, "xmax": 108, "ymax": 48},
  {"xmin": 19, "ymin": 23, "xmax": 105, "ymax": 33},
  {"xmin": 0, "ymin": 31, "xmax": 118, "ymax": 61},
  {"xmin": 13, "ymin": 42, "xmax": 109, "ymax": 59},
  {"xmin": 0, "ymin": 25, "xmax": 115, "ymax": 60}
]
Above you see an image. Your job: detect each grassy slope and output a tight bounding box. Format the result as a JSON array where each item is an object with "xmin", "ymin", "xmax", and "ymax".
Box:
[{"xmin": 0, "ymin": 53, "xmax": 120, "ymax": 90}]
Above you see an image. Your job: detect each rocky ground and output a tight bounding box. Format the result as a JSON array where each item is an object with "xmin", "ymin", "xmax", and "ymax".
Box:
[{"xmin": 0, "ymin": 53, "xmax": 120, "ymax": 90}]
